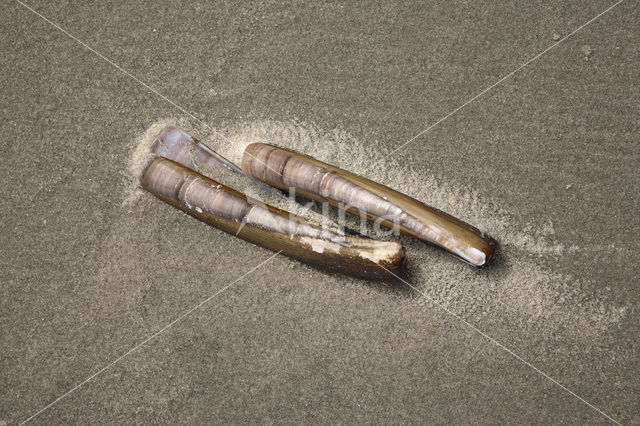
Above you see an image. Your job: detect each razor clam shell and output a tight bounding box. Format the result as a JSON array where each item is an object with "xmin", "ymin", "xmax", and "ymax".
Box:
[
  {"xmin": 242, "ymin": 143, "xmax": 497, "ymax": 266},
  {"xmin": 141, "ymin": 157, "xmax": 407, "ymax": 282}
]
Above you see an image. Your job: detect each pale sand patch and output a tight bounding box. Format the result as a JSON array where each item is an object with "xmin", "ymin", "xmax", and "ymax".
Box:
[{"xmin": 123, "ymin": 118, "xmax": 627, "ymax": 337}]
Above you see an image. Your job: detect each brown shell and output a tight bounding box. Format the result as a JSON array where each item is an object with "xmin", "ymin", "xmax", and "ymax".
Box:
[
  {"xmin": 242, "ymin": 143, "xmax": 497, "ymax": 266},
  {"xmin": 141, "ymin": 158, "xmax": 407, "ymax": 282}
]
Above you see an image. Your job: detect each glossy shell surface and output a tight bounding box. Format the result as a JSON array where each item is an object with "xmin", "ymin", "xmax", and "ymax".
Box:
[
  {"xmin": 141, "ymin": 158, "xmax": 407, "ymax": 282},
  {"xmin": 242, "ymin": 143, "xmax": 497, "ymax": 266}
]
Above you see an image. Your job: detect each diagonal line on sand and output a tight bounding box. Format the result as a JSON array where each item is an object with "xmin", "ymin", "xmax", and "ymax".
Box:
[
  {"xmin": 15, "ymin": 0, "xmax": 282, "ymax": 177},
  {"xmin": 360, "ymin": 0, "xmax": 624, "ymax": 175},
  {"xmin": 14, "ymin": 0, "xmax": 625, "ymax": 424},
  {"xmin": 19, "ymin": 252, "xmax": 282, "ymax": 425},
  {"xmin": 376, "ymin": 264, "xmax": 621, "ymax": 425}
]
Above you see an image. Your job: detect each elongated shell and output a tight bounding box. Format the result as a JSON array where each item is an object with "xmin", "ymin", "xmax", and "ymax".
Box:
[
  {"xmin": 141, "ymin": 158, "xmax": 407, "ymax": 282},
  {"xmin": 242, "ymin": 144, "xmax": 497, "ymax": 266}
]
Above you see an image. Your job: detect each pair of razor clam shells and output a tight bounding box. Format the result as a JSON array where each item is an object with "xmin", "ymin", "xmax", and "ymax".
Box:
[{"xmin": 141, "ymin": 126, "xmax": 497, "ymax": 283}]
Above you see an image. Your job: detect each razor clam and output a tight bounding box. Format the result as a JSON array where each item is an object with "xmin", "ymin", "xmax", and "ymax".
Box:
[
  {"xmin": 242, "ymin": 144, "xmax": 497, "ymax": 266},
  {"xmin": 141, "ymin": 157, "xmax": 407, "ymax": 282}
]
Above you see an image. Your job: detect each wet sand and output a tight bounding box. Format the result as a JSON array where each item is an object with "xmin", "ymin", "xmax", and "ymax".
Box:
[{"xmin": 2, "ymin": 1, "xmax": 639, "ymax": 424}]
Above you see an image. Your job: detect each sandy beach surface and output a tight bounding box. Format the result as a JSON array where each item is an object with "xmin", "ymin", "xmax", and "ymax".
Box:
[{"xmin": 2, "ymin": 1, "xmax": 638, "ymax": 424}]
